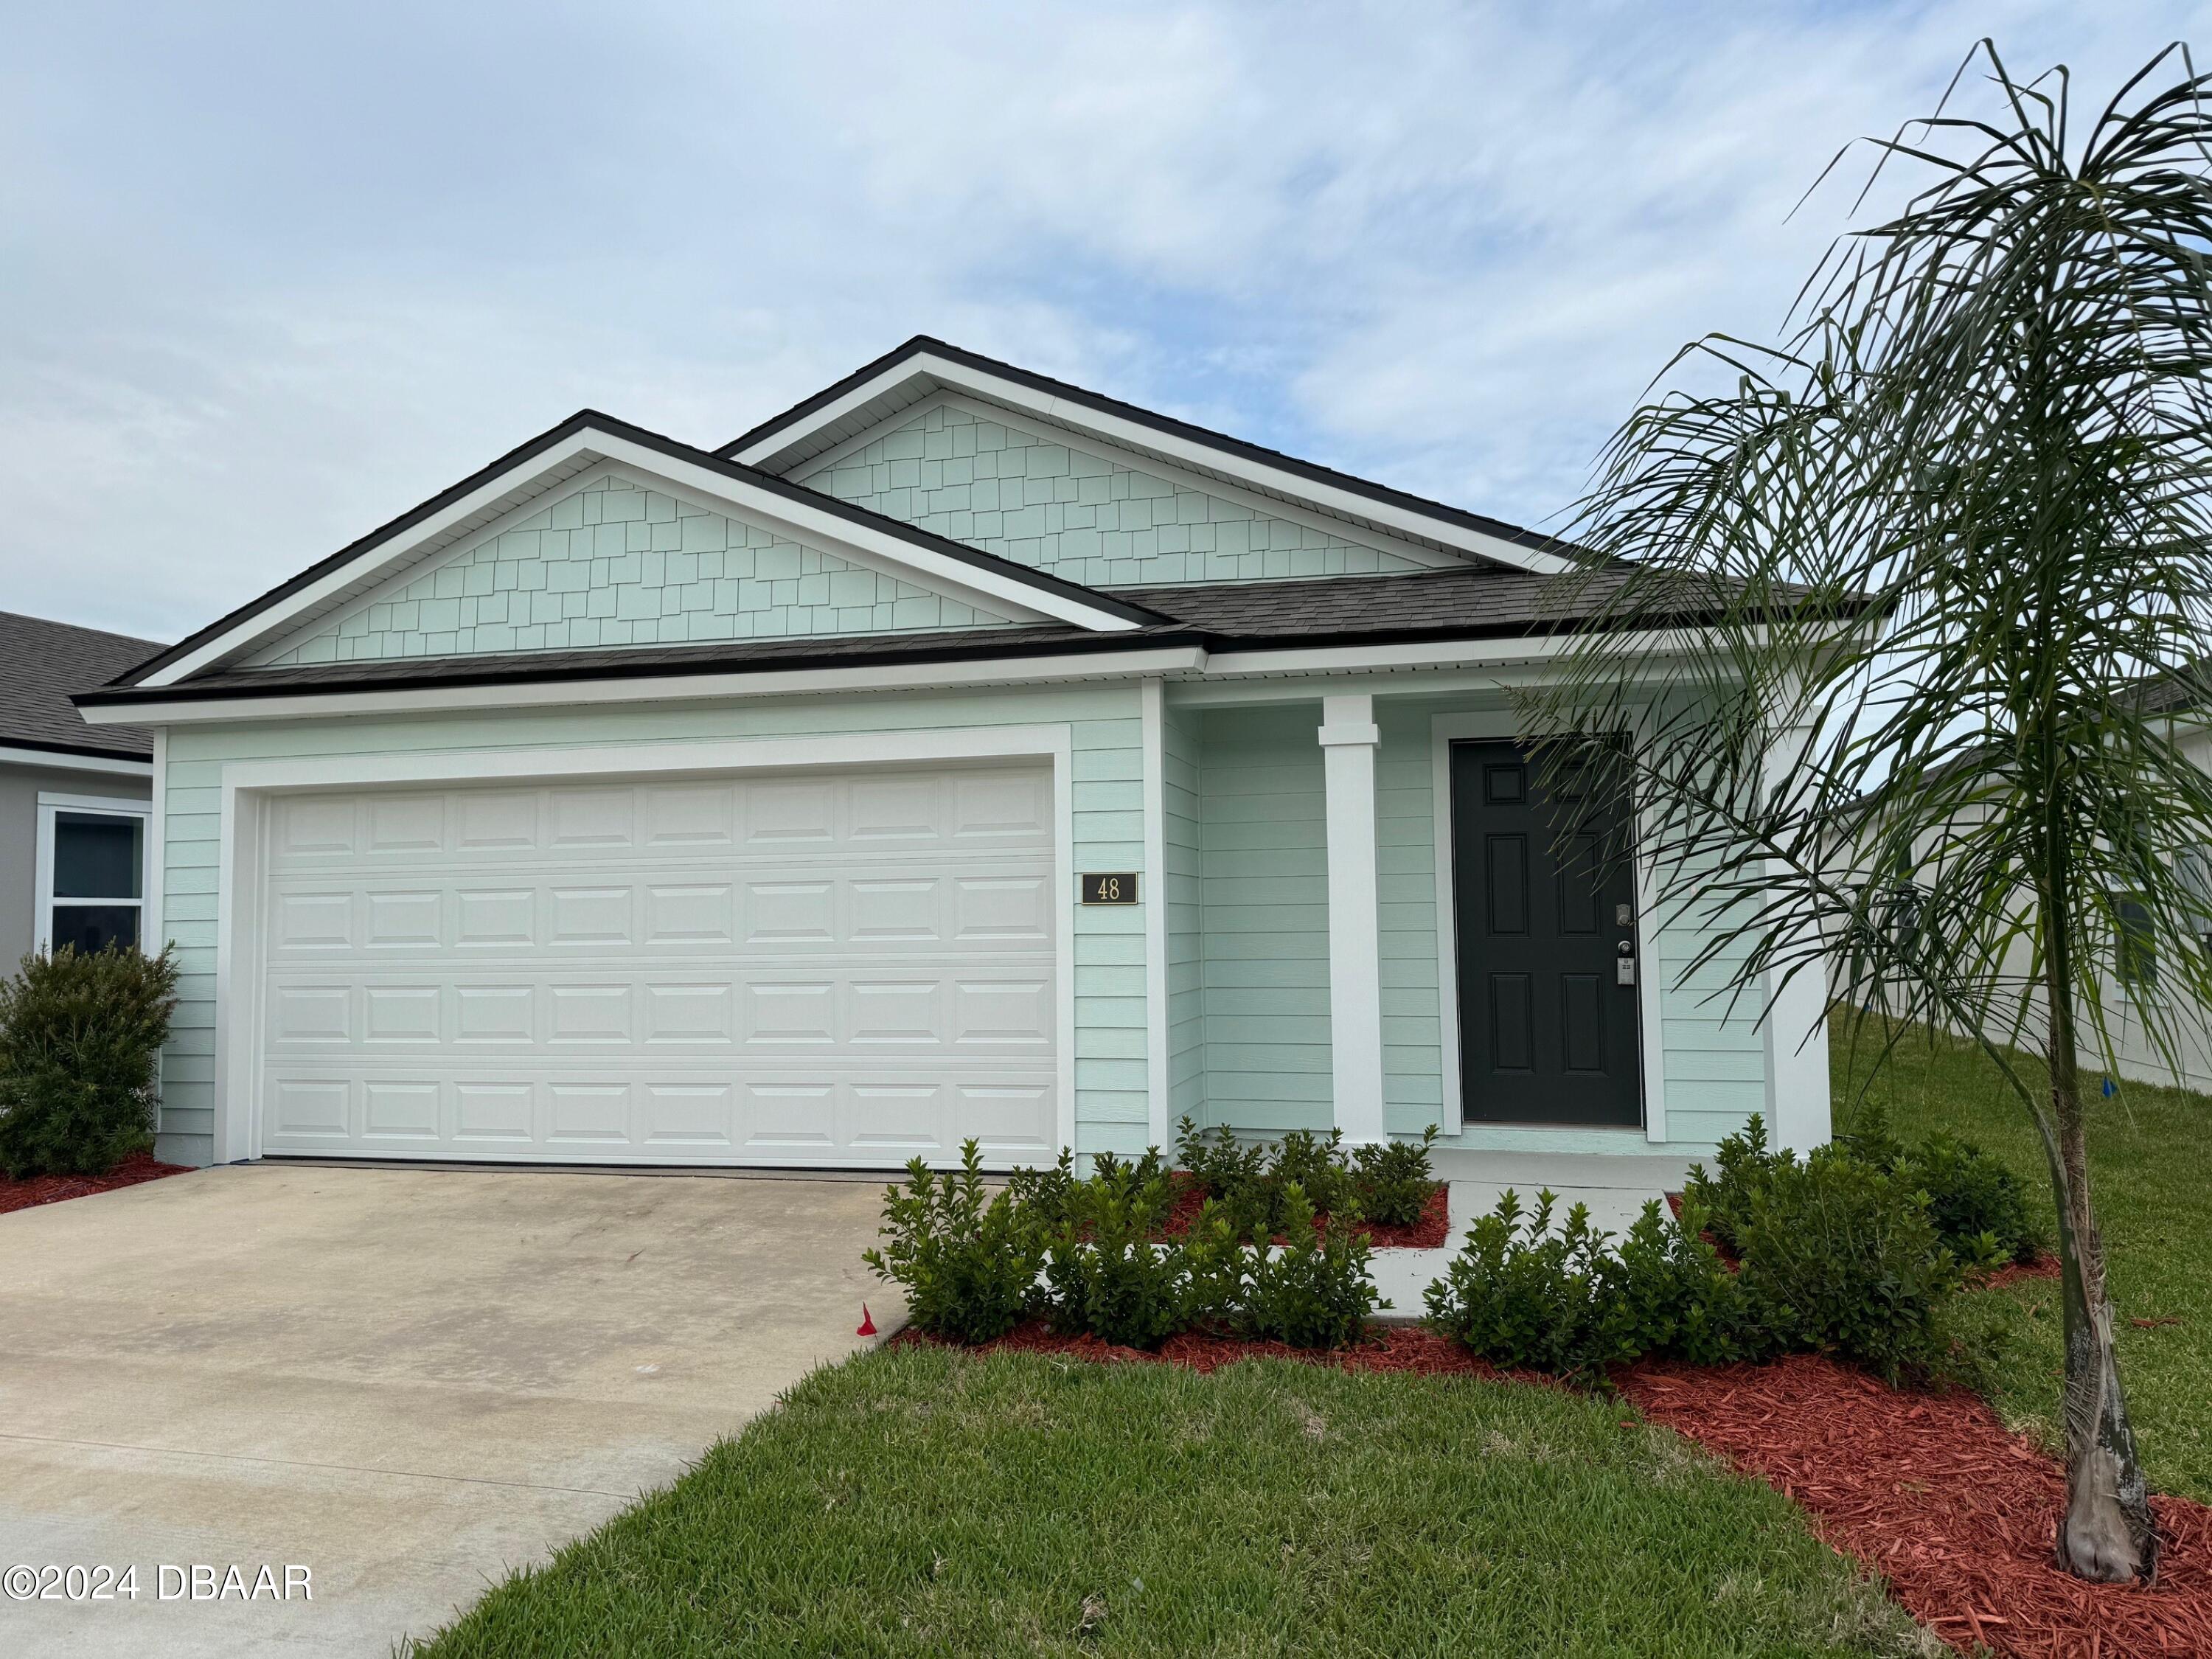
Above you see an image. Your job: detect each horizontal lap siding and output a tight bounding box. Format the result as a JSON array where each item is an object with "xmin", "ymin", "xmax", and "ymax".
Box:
[
  {"xmin": 153, "ymin": 684, "xmax": 1146, "ymax": 1166},
  {"xmin": 1197, "ymin": 704, "xmax": 1332, "ymax": 1135}
]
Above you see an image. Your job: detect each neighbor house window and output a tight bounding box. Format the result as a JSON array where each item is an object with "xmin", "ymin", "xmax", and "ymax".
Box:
[
  {"xmin": 36, "ymin": 794, "xmax": 151, "ymax": 955},
  {"xmin": 2116, "ymin": 897, "xmax": 2157, "ymax": 993}
]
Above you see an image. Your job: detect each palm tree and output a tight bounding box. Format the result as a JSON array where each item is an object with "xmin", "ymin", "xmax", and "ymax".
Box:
[{"xmin": 1528, "ymin": 41, "xmax": 2212, "ymax": 1582}]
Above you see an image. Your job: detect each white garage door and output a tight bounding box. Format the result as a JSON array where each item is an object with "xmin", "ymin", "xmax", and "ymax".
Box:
[{"xmin": 254, "ymin": 762, "xmax": 1058, "ymax": 1166}]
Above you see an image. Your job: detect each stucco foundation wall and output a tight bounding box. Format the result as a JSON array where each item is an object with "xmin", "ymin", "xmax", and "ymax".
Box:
[{"xmin": 153, "ymin": 683, "xmax": 1148, "ymax": 1168}]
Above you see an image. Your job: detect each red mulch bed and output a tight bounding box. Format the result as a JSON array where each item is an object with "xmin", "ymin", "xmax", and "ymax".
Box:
[
  {"xmin": 0, "ymin": 1152, "xmax": 192, "ymax": 1215},
  {"xmin": 902, "ymin": 1319, "xmax": 2212, "ymax": 1655},
  {"xmin": 1617, "ymin": 1354, "xmax": 2212, "ymax": 1658},
  {"xmin": 1159, "ymin": 1175, "xmax": 1452, "ymax": 1251}
]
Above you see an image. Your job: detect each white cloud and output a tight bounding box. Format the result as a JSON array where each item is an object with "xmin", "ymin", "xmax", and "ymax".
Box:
[{"xmin": 1, "ymin": 0, "xmax": 2207, "ymax": 640}]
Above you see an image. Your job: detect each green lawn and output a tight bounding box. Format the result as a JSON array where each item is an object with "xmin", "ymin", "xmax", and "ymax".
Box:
[
  {"xmin": 1832, "ymin": 1011, "xmax": 2212, "ymax": 1503},
  {"xmin": 412, "ymin": 1346, "xmax": 1933, "ymax": 1658}
]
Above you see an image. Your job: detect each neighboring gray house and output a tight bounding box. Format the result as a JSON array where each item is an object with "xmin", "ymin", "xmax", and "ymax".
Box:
[
  {"xmin": 0, "ymin": 611, "xmax": 162, "ymax": 967},
  {"xmin": 76, "ymin": 338, "xmax": 1833, "ymax": 1172}
]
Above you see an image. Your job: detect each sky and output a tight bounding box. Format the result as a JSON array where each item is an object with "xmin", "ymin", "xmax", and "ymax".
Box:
[{"xmin": 3, "ymin": 0, "xmax": 2208, "ymax": 645}]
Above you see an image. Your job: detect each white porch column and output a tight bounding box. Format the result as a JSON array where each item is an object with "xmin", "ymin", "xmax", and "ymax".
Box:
[
  {"xmin": 1319, "ymin": 693, "xmax": 1387, "ymax": 1146},
  {"xmin": 1762, "ymin": 713, "xmax": 1832, "ymax": 1154}
]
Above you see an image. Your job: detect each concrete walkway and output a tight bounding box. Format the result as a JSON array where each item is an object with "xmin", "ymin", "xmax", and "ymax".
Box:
[
  {"xmin": 1369, "ymin": 1151, "xmax": 1690, "ymax": 1312},
  {"xmin": 0, "ymin": 1163, "xmax": 892, "ymax": 1658}
]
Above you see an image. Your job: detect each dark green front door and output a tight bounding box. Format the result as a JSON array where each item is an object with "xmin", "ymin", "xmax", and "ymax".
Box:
[{"xmin": 1451, "ymin": 739, "xmax": 1641, "ymax": 1127}]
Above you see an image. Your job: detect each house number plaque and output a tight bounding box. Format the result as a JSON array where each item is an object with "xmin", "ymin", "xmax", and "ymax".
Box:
[{"xmin": 1082, "ymin": 873, "xmax": 1138, "ymax": 905}]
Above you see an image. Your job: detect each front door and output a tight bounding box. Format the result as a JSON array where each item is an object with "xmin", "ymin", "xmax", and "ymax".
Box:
[{"xmin": 1451, "ymin": 739, "xmax": 1641, "ymax": 1126}]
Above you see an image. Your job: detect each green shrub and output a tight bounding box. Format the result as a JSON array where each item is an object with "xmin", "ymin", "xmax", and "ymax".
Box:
[
  {"xmin": 1424, "ymin": 1189, "xmax": 1641, "ymax": 1382},
  {"xmin": 1040, "ymin": 1156, "xmax": 1187, "ymax": 1349},
  {"xmin": 1175, "ymin": 1117, "xmax": 1441, "ymax": 1240},
  {"xmin": 1176, "ymin": 1199, "xmax": 1251, "ymax": 1331},
  {"xmin": 1612, "ymin": 1197, "xmax": 1768, "ymax": 1367},
  {"xmin": 0, "ymin": 945, "xmax": 178, "ymax": 1180},
  {"xmin": 1176, "ymin": 1116, "xmax": 1267, "ymax": 1200},
  {"xmin": 1733, "ymin": 1147, "xmax": 1963, "ymax": 1382},
  {"xmin": 1353, "ymin": 1124, "xmax": 1441, "ymax": 1228},
  {"xmin": 863, "ymin": 1141, "xmax": 1043, "ymax": 1344},
  {"xmin": 1840, "ymin": 1105, "xmax": 2045, "ymax": 1265},
  {"xmin": 1240, "ymin": 1183, "xmax": 1386, "ymax": 1349},
  {"xmin": 1681, "ymin": 1112, "xmax": 1791, "ymax": 1252},
  {"xmin": 1271, "ymin": 1127, "xmax": 1358, "ymax": 1220}
]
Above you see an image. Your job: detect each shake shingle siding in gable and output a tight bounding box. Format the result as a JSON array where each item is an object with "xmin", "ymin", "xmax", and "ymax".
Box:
[
  {"xmin": 256, "ymin": 471, "xmax": 1015, "ymax": 667},
  {"xmin": 798, "ymin": 402, "xmax": 1444, "ymax": 588}
]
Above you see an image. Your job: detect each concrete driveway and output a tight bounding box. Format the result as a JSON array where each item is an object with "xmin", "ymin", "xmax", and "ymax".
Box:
[{"xmin": 0, "ymin": 1163, "xmax": 893, "ymax": 1657}]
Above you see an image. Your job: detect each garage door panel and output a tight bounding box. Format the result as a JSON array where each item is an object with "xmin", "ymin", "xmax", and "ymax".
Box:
[
  {"xmin": 847, "ymin": 1083, "xmax": 946, "ymax": 1156},
  {"xmin": 456, "ymin": 984, "xmax": 535, "ymax": 1043},
  {"xmin": 272, "ymin": 891, "xmax": 355, "ymax": 953},
  {"xmin": 363, "ymin": 1080, "xmax": 441, "ymax": 1140},
  {"xmin": 547, "ymin": 1083, "xmax": 630, "ymax": 1145},
  {"xmin": 643, "ymin": 982, "xmax": 734, "ymax": 1045},
  {"xmin": 270, "ymin": 1077, "xmax": 352, "ymax": 1139},
  {"xmin": 454, "ymin": 1082, "xmax": 536, "ymax": 1142},
  {"xmin": 645, "ymin": 883, "xmax": 735, "ymax": 944},
  {"xmin": 745, "ymin": 980, "xmax": 836, "ymax": 1046},
  {"xmin": 365, "ymin": 889, "xmax": 442, "ymax": 949},
  {"xmin": 364, "ymin": 984, "xmax": 440, "ymax": 1044},
  {"xmin": 455, "ymin": 789, "xmax": 540, "ymax": 851},
  {"xmin": 257, "ymin": 762, "xmax": 1057, "ymax": 1167},
  {"xmin": 268, "ymin": 984, "xmax": 353, "ymax": 1047},
  {"xmin": 639, "ymin": 1083, "xmax": 735, "ymax": 1147},
  {"xmin": 959, "ymin": 1082, "xmax": 1057, "ymax": 1160}
]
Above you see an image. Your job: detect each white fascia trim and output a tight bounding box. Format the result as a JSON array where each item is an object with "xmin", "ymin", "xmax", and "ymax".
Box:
[
  {"xmin": 735, "ymin": 353, "xmax": 1573, "ymax": 576},
  {"xmin": 797, "ymin": 389, "xmax": 1466, "ymax": 574},
  {"xmin": 143, "ymin": 430, "xmax": 1142, "ymax": 686},
  {"xmin": 212, "ymin": 723, "xmax": 1082, "ymax": 1165},
  {"xmin": 0, "ymin": 743, "xmax": 153, "ymax": 777},
  {"xmin": 81, "ymin": 646, "xmax": 1209, "ymax": 726}
]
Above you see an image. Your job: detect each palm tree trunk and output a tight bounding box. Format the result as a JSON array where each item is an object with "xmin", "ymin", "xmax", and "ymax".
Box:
[{"xmin": 2040, "ymin": 890, "xmax": 2157, "ymax": 1581}]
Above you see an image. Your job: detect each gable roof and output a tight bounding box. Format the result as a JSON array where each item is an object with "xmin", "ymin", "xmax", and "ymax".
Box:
[
  {"xmin": 721, "ymin": 335, "xmax": 1585, "ymax": 574},
  {"xmin": 113, "ymin": 409, "xmax": 1177, "ymax": 691},
  {"xmin": 77, "ymin": 566, "xmax": 1673, "ymax": 712},
  {"xmin": 0, "ymin": 611, "xmax": 161, "ymax": 760}
]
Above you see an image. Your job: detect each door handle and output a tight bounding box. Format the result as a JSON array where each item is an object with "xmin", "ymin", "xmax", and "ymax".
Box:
[{"xmin": 1615, "ymin": 937, "xmax": 1635, "ymax": 986}]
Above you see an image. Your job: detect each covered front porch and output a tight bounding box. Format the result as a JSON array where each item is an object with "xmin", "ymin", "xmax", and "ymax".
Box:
[{"xmin": 1138, "ymin": 674, "xmax": 1832, "ymax": 1168}]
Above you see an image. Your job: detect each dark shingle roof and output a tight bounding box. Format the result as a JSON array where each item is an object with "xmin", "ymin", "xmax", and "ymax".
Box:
[
  {"xmin": 77, "ymin": 566, "xmax": 1663, "ymax": 708},
  {"xmin": 0, "ymin": 612, "xmax": 161, "ymax": 759}
]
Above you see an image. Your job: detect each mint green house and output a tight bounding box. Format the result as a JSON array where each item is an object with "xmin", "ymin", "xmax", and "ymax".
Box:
[{"xmin": 78, "ymin": 338, "xmax": 1830, "ymax": 1175}]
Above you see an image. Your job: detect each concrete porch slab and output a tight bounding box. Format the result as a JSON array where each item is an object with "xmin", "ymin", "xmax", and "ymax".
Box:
[{"xmin": 1368, "ymin": 1161, "xmax": 1689, "ymax": 1314}]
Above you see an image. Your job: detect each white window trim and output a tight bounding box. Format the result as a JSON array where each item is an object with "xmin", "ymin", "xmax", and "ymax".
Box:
[
  {"xmin": 1428, "ymin": 713, "xmax": 1666, "ymax": 1143},
  {"xmin": 34, "ymin": 791, "xmax": 155, "ymax": 955},
  {"xmin": 211, "ymin": 724, "xmax": 1080, "ymax": 1166}
]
